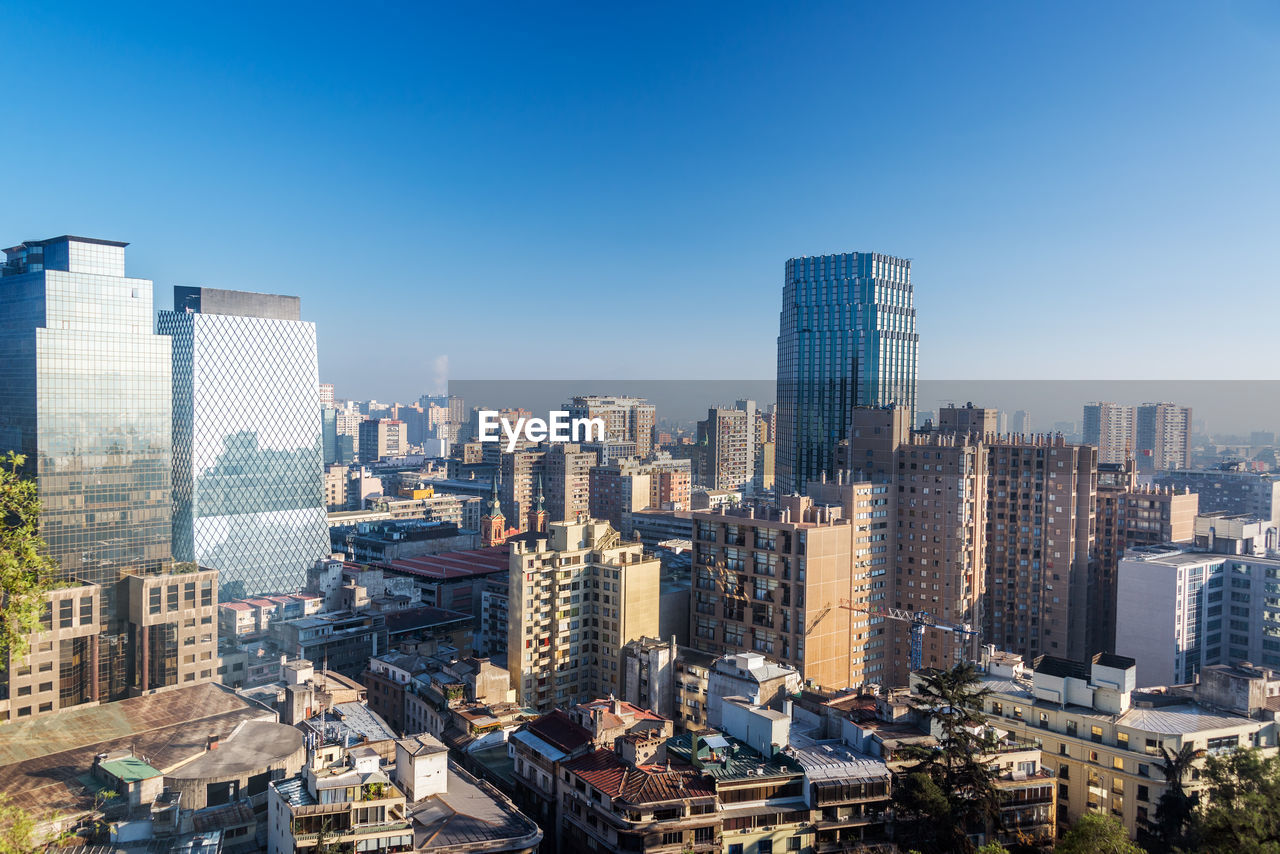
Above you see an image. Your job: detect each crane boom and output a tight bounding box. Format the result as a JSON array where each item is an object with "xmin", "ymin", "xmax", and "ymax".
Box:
[{"xmin": 838, "ymin": 599, "xmax": 978, "ymax": 671}]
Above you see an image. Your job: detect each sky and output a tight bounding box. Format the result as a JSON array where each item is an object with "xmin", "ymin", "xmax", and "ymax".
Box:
[{"xmin": 2, "ymin": 1, "xmax": 1278, "ymax": 402}]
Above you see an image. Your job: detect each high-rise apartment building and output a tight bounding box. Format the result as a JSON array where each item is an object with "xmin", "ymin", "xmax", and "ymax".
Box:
[
  {"xmin": 507, "ymin": 519, "xmax": 660, "ymax": 711},
  {"xmin": 565, "ymin": 396, "xmax": 656, "ymax": 457},
  {"xmin": 1083, "ymin": 402, "xmax": 1135, "ymax": 465},
  {"xmin": 159, "ymin": 286, "xmax": 330, "ymax": 599},
  {"xmin": 1092, "ymin": 462, "xmax": 1198, "ymax": 654},
  {"xmin": 357, "ymin": 417, "xmax": 406, "ymax": 462},
  {"xmin": 1010, "ymin": 410, "xmax": 1032, "ymax": 435},
  {"xmin": 689, "ymin": 491, "xmax": 886, "ymax": 689},
  {"xmin": 590, "ymin": 454, "xmax": 692, "ymax": 529},
  {"xmin": 696, "ymin": 407, "xmax": 752, "ymax": 491},
  {"xmin": 937, "ymin": 402, "xmax": 999, "ymax": 438},
  {"xmin": 541, "ymin": 443, "xmax": 596, "ymax": 523},
  {"xmin": 1136, "ymin": 402, "xmax": 1192, "ymax": 474},
  {"xmin": 318, "ymin": 383, "xmax": 334, "ymax": 407},
  {"xmin": 1155, "ymin": 465, "xmax": 1280, "ymax": 528},
  {"xmin": 984, "ymin": 436, "xmax": 1097, "ymax": 662},
  {"xmin": 776, "ymin": 252, "xmax": 919, "ymax": 495}
]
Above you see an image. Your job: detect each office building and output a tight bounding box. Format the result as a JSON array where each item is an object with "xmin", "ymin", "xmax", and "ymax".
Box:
[
  {"xmin": 1136, "ymin": 402, "xmax": 1192, "ymax": 474},
  {"xmin": 1092, "ymin": 462, "xmax": 1198, "ymax": 654},
  {"xmin": 507, "ymin": 518, "xmax": 660, "ymax": 711},
  {"xmin": 358, "ymin": 417, "xmax": 406, "ymax": 462},
  {"xmin": 1083, "ymin": 402, "xmax": 1136, "ymax": 465},
  {"xmin": 565, "ymin": 395, "xmax": 656, "ymax": 456},
  {"xmin": 1155, "ymin": 464, "xmax": 1280, "ymax": 528},
  {"xmin": 1116, "ymin": 519, "xmax": 1280, "ymax": 687},
  {"xmin": 1010, "ymin": 410, "xmax": 1032, "ymax": 435},
  {"xmin": 776, "ymin": 252, "xmax": 919, "ymax": 495},
  {"xmin": 159, "ymin": 286, "xmax": 329, "ymax": 599},
  {"xmin": 0, "ymin": 236, "xmax": 178, "ymax": 703}
]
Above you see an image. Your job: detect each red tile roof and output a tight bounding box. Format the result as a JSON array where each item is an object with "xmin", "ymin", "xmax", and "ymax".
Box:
[
  {"xmin": 564, "ymin": 749, "xmax": 714, "ymax": 804},
  {"xmin": 380, "ymin": 546, "xmax": 510, "ymax": 580},
  {"xmin": 526, "ymin": 709, "xmax": 591, "ymax": 753}
]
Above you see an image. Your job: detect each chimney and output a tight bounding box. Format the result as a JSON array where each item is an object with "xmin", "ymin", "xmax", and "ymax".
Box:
[{"xmin": 207, "ymin": 735, "xmax": 220, "ymax": 750}]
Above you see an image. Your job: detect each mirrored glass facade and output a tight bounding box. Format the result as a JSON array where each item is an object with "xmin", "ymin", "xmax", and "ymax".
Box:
[
  {"xmin": 776, "ymin": 252, "xmax": 918, "ymax": 494},
  {"xmin": 0, "ymin": 237, "xmax": 174, "ymax": 583},
  {"xmin": 159, "ymin": 290, "xmax": 329, "ymax": 599}
]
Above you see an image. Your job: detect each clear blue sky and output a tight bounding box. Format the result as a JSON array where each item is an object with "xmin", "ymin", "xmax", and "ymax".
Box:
[{"xmin": 3, "ymin": 2, "xmax": 1277, "ymax": 401}]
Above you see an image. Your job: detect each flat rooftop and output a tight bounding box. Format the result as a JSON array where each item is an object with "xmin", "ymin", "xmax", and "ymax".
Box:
[
  {"xmin": 381, "ymin": 547, "xmax": 509, "ymax": 580},
  {"xmin": 0, "ymin": 683, "xmax": 271, "ymax": 821},
  {"xmin": 168, "ymin": 720, "xmax": 302, "ymax": 780}
]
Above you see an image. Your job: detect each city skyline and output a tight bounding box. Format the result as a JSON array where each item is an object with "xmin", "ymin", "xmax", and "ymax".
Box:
[{"xmin": 3, "ymin": 2, "xmax": 1279, "ymax": 399}]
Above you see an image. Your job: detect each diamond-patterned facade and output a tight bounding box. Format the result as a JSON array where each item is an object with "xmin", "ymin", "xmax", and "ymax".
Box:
[{"xmin": 158, "ymin": 309, "xmax": 329, "ymax": 598}]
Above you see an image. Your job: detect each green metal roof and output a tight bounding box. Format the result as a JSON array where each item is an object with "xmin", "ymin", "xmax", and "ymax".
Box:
[{"xmin": 99, "ymin": 756, "xmax": 162, "ymax": 783}]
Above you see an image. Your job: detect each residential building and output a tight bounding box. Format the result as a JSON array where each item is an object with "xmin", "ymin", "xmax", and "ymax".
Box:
[
  {"xmin": 776, "ymin": 251, "xmax": 919, "ymax": 495},
  {"xmin": 590, "ymin": 455, "xmax": 692, "ymax": 529},
  {"xmin": 984, "ymin": 435, "xmax": 1097, "ymax": 663},
  {"xmin": 1136, "ymin": 402, "xmax": 1192, "ymax": 474},
  {"xmin": 507, "ymin": 518, "xmax": 660, "ymax": 711},
  {"xmin": 333, "ymin": 520, "xmax": 479, "ymax": 563},
  {"xmin": 359, "ymin": 418, "xmax": 407, "ymax": 462},
  {"xmin": 541, "ymin": 443, "xmax": 596, "ymax": 524},
  {"xmin": 696, "ymin": 407, "xmax": 752, "ymax": 492},
  {"xmin": 972, "ymin": 648, "xmax": 1280, "ymax": 840},
  {"xmin": 271, "ymin": 611, "xmax": 389, "ymax": 677},
  {"xmin": 618, "ymin": 636, "xmax": 717, "ymax": 730},
  {"xmin": 689, "ymin": 491, "xmax": 882, "ymax": 690},
  {"xmin": 565, "ymin": 396, "xmax": 656, "ymax": 457},
  {"xmin": 704, "ymin": 651, "xmax": 801, "ymax": 729},
  {"xmin": 1083, "ymin": 402, "xmax": 1136, "ymax": 465},
  {"xmin": 1092, "ymin": 462, "xmax": 1198, "ymax": 654},
  {"xmin": 1155, "ymin": 464, "xmax": 1280, "ymax": 528},
  {"xmin": 159, "ymin": 286, "xmax": 330, "ymax": 600},
  {"xmin": 937, "ymin": 402, "xmax": 1000, "ymax": 438}
]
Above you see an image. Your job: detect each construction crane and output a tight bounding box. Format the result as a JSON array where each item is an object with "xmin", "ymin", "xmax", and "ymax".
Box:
[{"xmin": 839, "ymin": 600, "xmax": 979, "ymax": 672}]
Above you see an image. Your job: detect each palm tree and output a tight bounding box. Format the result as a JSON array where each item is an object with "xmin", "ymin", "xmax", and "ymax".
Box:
[{"xmin": 1151, "ymin": 742, "xmax": 1203, "ymax": 852}]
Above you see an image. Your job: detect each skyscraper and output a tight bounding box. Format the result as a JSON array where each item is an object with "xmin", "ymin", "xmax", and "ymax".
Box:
[
  {"xmin": 1, "ymin": 236, "xmax": 219, "ymax": 708},
  {"xmin": 776, "ymin": 252, "xmax": 918, "ymax": 495},
  {"xmin": 1135, "ymin": 402, "xmax": 1192, "ymax": 474},
  {"xmin": 159, "ymin": 287, "xmax": 329, "ymax": 599},
  {"xmin": 1082, "ymin": 402, "xmax": 1135, "ymax": 465}
]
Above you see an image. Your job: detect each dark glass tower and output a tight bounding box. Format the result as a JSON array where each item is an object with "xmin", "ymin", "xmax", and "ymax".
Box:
[{"xmin": 775, "ymin": 252, "xmax": 918, "ymax": 495}]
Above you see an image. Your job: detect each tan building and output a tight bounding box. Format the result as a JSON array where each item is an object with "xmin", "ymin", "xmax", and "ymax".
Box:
[
  {"xmin": 937, "ymin": 402, "xmax": 1000, "ymax": 437},
  {"xmin": 507, "ymin": 518, "xmax": 660, "ymax": 711},
  {"xmin": 324, "ymin": 463, "xmax": 348, "ymax": 509},
  {"xmin": 696, "ymin": 407, "xmax": 751, "ymax": 492},
  {"xmin": 1093, "ymin": 462, "xmax": 1198, "ymax": 654},
  {"xmin": 972, "ymin": 649, "xmax": 1280, "ymax": 841},
  {"xmin": 1, "ymin": 582, "xmax": 102, "ymax": 723},
  {"xmin": 565, "ymin": 395, "xmax": 656, "ymax": 456},
  {"xmin": 358, "ymin": 417, "xmax": 406, "ymax": 462},
  {"xmin": 590, "ymin": 454, "xmax": 693, "ymax": 529},
  {"xmin": 1136, "ymin": 401, "xmax": 1192, "ymax": 474},
  {"xmin": 689, "ymin": 487, "xmax": 886, "ymax": 691},
  {"xmin": 123, "ymin": 567, "xmax": 220, "ymax": 695},
  {"xmin": 541, "ymin": 443, "xmax": 595, "ymax": 524}
]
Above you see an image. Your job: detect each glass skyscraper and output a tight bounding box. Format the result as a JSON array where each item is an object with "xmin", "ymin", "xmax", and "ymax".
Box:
[
  {"xmin": 158, "ymin": 287, "xmax": 329, "ymax": 599},
  {"xmin": 775, "ymin": 252, "xmax": 918, "ymax": 495},
  {"xmin": 0, "ymin": 236, "xmax": 174, "ymax": 581},
  {"xmin": 0, "ymin": 236, "xmax": 175, "ymax": 701}
]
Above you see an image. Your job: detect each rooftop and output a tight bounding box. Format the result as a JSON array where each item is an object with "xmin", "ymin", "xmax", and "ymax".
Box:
[
  {"xmin": 563, "ymin": 748, "xmax": 716, "ymax": 804},
  {"xmin": 167, "ymin": 720, "xmax": 303, "ymax": 780},
  {"xmin": 0, "ymin": 683, "xmax": 269, "ymax": 821},
  {"xmin": 380, "ymin": 547, "xmax": 509, "ymax": 581},
  {"xmin": 99, "ymin": 756, "xmax": 162, "ymax": 783},
  {"xmin": 410, "ymin": 762, "xmax": 542, "ymax": 851},
  {"xmin": 524, "ymin": 709, "xmax": 591, "ymax": 754}
]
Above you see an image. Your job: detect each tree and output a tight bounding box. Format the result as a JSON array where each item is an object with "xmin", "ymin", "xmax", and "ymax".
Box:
[
  {"xmin": 0, "ymin": 793, "xmax": 41, "ymax": 854},
  {"xmin": 1149, "ymin": 742, "xmax": 1202, "ymax": 852},
  {"xmin": 1054, "ymin": 813, "xmax": 1144, "ymax": 854},
  {"xmin": 1191, "ymin": 747, "xmax": 1280, "ymax": 853},
  {"xmin": 0, "ymin": 452, "xmax": 56, "ymax": 672},
  {"xmin": 894, "ymin": 662, "xmax": 1005, "ymax": 853}
]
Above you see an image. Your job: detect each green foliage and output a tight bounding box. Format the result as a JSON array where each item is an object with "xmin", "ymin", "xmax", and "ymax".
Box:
[
  {"xmin": 0, "ymin": 792, "xmax": 41, "ymax": 854},
  {"xmin": 977, "ymin": 845, "xmax": 1011, "ymax": 854},
  {"xmin": 1190, "ymin": 747, "xmax": 1280, "ymax": 853},
  {"xmin": 1054, "ymin": 813, "xmax": 1144, "ymax": 854},
  {"xmin": 893, "ymin": 663, "xmax": 1005, "ymax": 853},
  {"xmin": 0, "ymin": 452, "xmax": 56, "ymax": 672},
  {"xmin": 1148, "ymin": 742, "xmax": 1202, "ymax": 852}
]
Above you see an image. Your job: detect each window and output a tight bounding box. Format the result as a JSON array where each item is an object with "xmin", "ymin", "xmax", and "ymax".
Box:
[
  {"xmin": 660, "ymin": 832, "xmax": 682, "ymax": 846},
  {"xmin": 729, "ymin": 846, "xmax": 744, "ymax": 854},
  {"xmin": 1138, "ymin": 785, "xmax": 1150, "ymax": 802},
  {"xmin": 759, "ymin": 842, "xmax": 773, "ymax": 854},
  {"xmin": 1091, "ymin": 725, "xmax": 1103, "ymax": 743},
  {"xmin": 786, "ymin": 838, "xmax": 800, "ymax": 852},
  {"xmin": 1117, "ymin": 732, "xmax": 1129, "ymax": 749}
]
